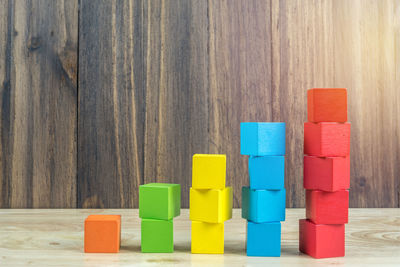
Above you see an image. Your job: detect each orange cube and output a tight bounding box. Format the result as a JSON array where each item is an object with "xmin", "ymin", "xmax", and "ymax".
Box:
[
  {"xmin": 307, "ymin": 88, "xmax": 347, "ymax": 122},
  {"xmin": 84, "ymin": 215, "xmax": 121, "ymax": 253}
]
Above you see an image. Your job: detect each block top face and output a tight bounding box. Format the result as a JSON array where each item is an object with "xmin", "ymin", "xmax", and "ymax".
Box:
[
  {"xmin": 240, "ymin": 122, "xmax": 286, "ymax": 156},
  {"xmin": 141, "ymin": 183, "xmax": 179, "ymax": 189},
  {"xmin": 85, "ymin": 215, "xmax": 121, "ymax": 222},
  {"xmin": 192, "ymin": 154, "xmax": 226, "ymax": 189},
  {"xmin": 308, "ymin": 88, "xmax": 347, "ymax": 122},
  {"xmin": 139, "ymin": 183, "xmax": 181, "ymax": 220}
]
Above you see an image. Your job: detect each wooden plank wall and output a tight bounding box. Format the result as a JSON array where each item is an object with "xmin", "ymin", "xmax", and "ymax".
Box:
[
  {"xmin": 0, "ymin": 0, "xmax": 78, "ymax": 208},
  {"xmin": 1, "ymin": 0, "xmax": 399, "ymax": 208}
]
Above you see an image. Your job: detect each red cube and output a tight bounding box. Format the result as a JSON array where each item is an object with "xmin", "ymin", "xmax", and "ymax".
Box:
[
  {"xmin": 304, "ymin": 156, "xmax": 350, "ymax": 192},
  {"xmin": 308, "ymin": 88, "xmax": 347, "ymax": 123},
  {"xmin": 304, "ymin": 122, "xmax": 350, "ymax": 157},
  {"xmin": 306, "ymin": 190, "xmax": 349, "ymax": 224},
  {"xmin": 299, "ymin": 219, "xmax": 345, "ymax": 258}
]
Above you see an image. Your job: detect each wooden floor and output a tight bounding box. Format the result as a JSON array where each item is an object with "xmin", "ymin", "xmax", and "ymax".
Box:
[{"xmin": 0, "ymin": 209, "xmax": 399, "ymax": 266}]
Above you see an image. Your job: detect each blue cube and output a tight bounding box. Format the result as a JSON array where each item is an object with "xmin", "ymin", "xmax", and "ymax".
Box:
[
  {"xmin": 240, "ymin": 122, "xmax": 286, "ymax": 156},
  {"xmin": 248, "ymin": 156, "xmax": 285, "ymax": 190},
  {"xmin": 242, "ymin": 187, "xmax": 286, "ymax": 222},
  {"xmin": 247, "ymin": 221, "xmax": 281, "ymax": 257}
]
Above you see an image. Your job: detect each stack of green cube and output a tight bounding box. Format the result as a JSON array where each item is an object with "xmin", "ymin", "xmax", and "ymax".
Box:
[{"xmin": 139, "ymin": 183, "xmax": 181, "ymax": 253}]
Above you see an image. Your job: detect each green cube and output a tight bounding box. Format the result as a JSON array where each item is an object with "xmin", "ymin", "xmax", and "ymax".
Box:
[
  {"xmin": 139, "ymin": 183, "xmax": 181, "ymax": 220},
  {"xmin": 141, "ymin": 219, "xmax": 173, "ymax": 253}
]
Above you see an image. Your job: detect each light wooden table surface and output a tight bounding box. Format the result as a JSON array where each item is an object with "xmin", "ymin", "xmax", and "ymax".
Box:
[{"xmin": 0, "ymin": 209, "xmax": 399, "ymax": 266}]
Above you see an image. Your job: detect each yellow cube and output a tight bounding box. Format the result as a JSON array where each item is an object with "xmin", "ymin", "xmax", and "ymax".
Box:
[
  {"xmin": 191, "ymin": 221, "xmax": 224, "ymax": 254},
  {"xmin": 190, "ymin": 187, "xmax": 232, "ymax": 223},
  {"xmin": 192, "ymin": 154, "xmax": 226, "ymax": 189}
]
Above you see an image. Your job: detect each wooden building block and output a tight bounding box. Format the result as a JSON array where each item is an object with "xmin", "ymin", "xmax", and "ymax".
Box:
[
  {"xmin": 304, "ymin": 156, "xmax": 350, "ymax": 191},
  {"xmin": 248, "ymin": 156, "xmax": 285, "ymax": 190},
  {"xmin": 306, "ymin": 190, "xmax": 349, "ymax": 224},
  {"xmin": 242, "ymin": 187, "xmax": 286, "ymax": 223},
  {"xmin": 308, "ymin": 88, "xmax": 347, "ymax": 122},
  {"xmin": 192, "ymin": 154, "xmax": 226, "ymax": 189},
  {"xmin": 84, "ymin": 215, "xmax": 121, "ymax": 253},
  {"xmin": 240, "ymin": 122, "xmax": 286, "ymax": 156},
  {"xmin": 299, "ymin": 219, "xmax": 345, "ymax": 258},
  {"xmin": 304, "ymin": 122, "xmax": 351, "ymax": 157},
  {"xmin": 141, "ymin": 219, "xmax": 173, "ymax": 253},
  {"xmin": 191, "ymin": 221, "xmax": 224, "ymax": 254},
  {"xmin": 190, "ymin": 187, "xmax": 232, "ymax": 223},
  {"xmin": 139, "ymin": 183, "xmax": 181, "ymax": 220},
  {"xmin": 246, "ymin": 221, "xmax": 281, "ymax": 257}
]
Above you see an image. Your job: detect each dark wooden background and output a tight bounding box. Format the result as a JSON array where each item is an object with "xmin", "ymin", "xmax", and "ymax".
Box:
[{"xmin": 1, "ymin": 0, "xmax": 399, "ymax": 208}]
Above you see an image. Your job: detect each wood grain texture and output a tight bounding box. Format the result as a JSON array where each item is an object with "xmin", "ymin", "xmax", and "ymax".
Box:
[
  {"xmin": 78, "ymin": 0, "xmax": 208, "ymax": 208},
  {"xmin": 0, "ymin": 209, "xmax": 399, "ymax": 266},
  {"xmin": 0, "ymin": 0, "xmax": 77, "ymax": 208},
  {"xmin": 1, "ymin": 0, "xmax": 399, "ymax": 208},
  {"xmin": 271, "ymin": 0, "xmax": 400, "ymax": 207},
  {"xmin": 209, "ymin": 0, "xmax": 274, "ymax": 207},
  {"xmin": 78, "ymin": 0, "xmax": 144, "ymax": 208},
  {"xmin": 0, "ymin": 0, "xmax": 10, "ymax": 208},
  {"xmin": 331, "ymin": 0, "xmax": 400, "ymax": 208},
  {"xmin": 142, "ymin": 0, "xmax": 209, "ymax": 207}
]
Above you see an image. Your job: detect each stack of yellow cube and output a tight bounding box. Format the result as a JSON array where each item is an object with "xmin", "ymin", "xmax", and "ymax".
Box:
[{"xmin": 190, "ymin": 154, "xmax": 233, "ymax": 254}]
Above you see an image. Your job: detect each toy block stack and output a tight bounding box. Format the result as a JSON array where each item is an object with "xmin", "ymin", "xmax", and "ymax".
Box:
[
  {"xmin": 139, "ymin": 183, "xmax": 181, "ymax": 253},
  {"xmin": 300, "ymin": 88, "xmax": 350, "ymax": 258},
  {"xmin": 240, "ymin": 122, "xmax": 286, "ymax": 257},
  {"xmin": 190, "ymin": 154, "xmax": 233, "ymax": 254},
  {"xmin": 84, "ymin": 215, "xmax": 121, "ymax": 253}
]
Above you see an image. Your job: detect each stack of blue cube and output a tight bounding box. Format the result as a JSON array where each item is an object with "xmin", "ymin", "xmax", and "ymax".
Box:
[{"xmin": 240, "ymin": 122, "xmax": 286, "ymax": 257}]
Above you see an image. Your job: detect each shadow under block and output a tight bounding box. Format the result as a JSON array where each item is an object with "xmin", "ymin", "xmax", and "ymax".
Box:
[
  {"xmin": 141, "ymin": 219, "xmax": 173, "ymax": 253},
  {"xmin": 304, "ymin": 155, "xmax": 350, "ymax": 191},
  {"xmin": 306, "ymin": 190, "xmax": 349, "ymax": 224},
  {"xmin": 240, "ymin": 122, "xmax": 286, "ymax": 156},
  {"xmin": 246, "ymin": 221, "xmax": 281, "ymax": 257},
  {"xmin": 190, "ymin": 187, "xmax": 232, "ymax": 223},
  {"xmin": 84, "ymin": 215, "xmax": 121, "ymax": 253},
  {"xmin": 139, "ymin": 183, "xmax": 181, "ymax": 220},
  {"xmin": 192, "ymin": 154, "xmax": 226, "ymax": 189},
  {"xmin": 248, "ymin": 156, "xmax": 284, "ymax": 190},
  {"xmin": 299, "ymin": 219, "xmax": 345, "ymax": 259},
  {"xmin": 242, "ymin": 187, "xmax": 286, "ymax": 223},
  {"xmin": 191, "ymin": 221, "xmax": 224, "ymax": 254},
  {"xmin": 304, "ymin": 122, "xmax": 351, "ymax": 157},
  {"xmin": 307, "ymin": 88, "xmax": 347, "ymax": 123}
]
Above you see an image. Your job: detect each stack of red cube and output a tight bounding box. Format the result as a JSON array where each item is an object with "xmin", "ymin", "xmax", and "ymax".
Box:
[{"xmin": 299, "ymin": 88, "xmax": 351, "ymax": 258}]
